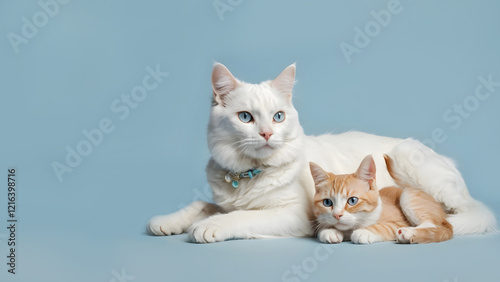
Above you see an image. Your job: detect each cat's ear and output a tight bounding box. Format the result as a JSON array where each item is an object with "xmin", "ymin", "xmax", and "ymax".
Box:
[
  {"xmin": 271, "ymin": 63, "xmax": 296, "ymax": 100},
  {"xmin": 355, "ymin": 155, "xmax": 376, "ymax": 182},
  {"xmin": 212, "ymin": 63, "xmax": 239, "ymax": 106},
  {"xmin": 309, "ymin": 162, "xmax": 330, "ymax": 186}
]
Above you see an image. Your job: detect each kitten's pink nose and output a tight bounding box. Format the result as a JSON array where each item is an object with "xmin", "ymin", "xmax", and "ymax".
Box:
[
  {"xmin": 259, "ymin": 131, "xmax": 273, "ymax": 141},
  {"xmin": 334, "ymin": 214, "xmax": 343, "ymax": 221}
]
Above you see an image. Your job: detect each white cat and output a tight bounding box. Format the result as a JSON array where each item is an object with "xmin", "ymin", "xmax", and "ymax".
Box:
[{"xmin": 148, "ymin": 63, "xmax": 496, "ymax": 243}]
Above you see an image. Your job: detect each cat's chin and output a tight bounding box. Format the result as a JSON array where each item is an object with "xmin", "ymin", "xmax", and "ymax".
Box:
[
  {"xmin": 248, "ymin": 145, "xmax": 276, "ymax": 159},
  {"xmin": 258, "ymin": 144, "xmax": 274, "ymax": 150},
  {"xmin": 333, "ymin": 223, "xmax": 353, "ymax": 231}
]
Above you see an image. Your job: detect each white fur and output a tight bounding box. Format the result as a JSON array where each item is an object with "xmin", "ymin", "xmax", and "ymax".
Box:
[
  {"xmin": 351, "ymin": 229, "xmax": 384, "ymax": 244},
  {"xmin": 396, "ymin": 227, "xmax": 414, "ymax": 243},
  {"xmin": 148, "ymin": 201, "xmax": 219, "ymax": 236},
  {"xmin": 147, "ymin": 63, "xmax": 497, "ymax": 242},
  {"xmin": 318, "ymin": 228, "xmax": 343, "ymax": 244}
]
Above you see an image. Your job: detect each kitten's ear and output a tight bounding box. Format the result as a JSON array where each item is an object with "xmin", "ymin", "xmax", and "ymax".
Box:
[
  {"xmin": 212, "ymin": 63, "xmax": 239, "ymax": 106},
  {"xmin": 271, "ymin": 63, "xmax": 296, "ymax": 100},
  {"xmin": 309, "ymin": 162, "xmax": 330, "ymax": 186},
  {"xmin": 355, "ymin": 155, "xmax": 376, "ymax": 182}
]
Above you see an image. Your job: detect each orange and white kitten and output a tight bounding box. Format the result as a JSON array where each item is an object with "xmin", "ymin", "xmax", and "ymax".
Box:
[{"xmin": 310, "ymin": 155, "xmax": 453, "ymax": 244}]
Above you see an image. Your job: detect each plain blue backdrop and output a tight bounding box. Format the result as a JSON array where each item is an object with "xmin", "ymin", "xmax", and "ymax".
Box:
[{"xmin": 1, "ymin": 1, "xmax": 499, "ymax": 281}]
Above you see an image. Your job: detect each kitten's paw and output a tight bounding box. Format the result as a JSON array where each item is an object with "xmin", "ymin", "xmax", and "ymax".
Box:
[
  {"xmin": 397, "ymin": 227, "xmax": 415, "ymax": 244},
  {"xmin": 351, "ymin": 229, "xmax": 382, "ymax": 244},
  {"xmin": 147, "ymin": 214, "xmax": 185, "ymax": 236},
  {"xmin": 188, "ymin": 218, "xmax": 231, "ymax": 243},
  {"xmin": 318, "ymin": 229, "xmax": 343, "ymax": 244}
]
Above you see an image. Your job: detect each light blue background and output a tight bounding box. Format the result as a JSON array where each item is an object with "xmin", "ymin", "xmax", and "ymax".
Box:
[{"xmin": 1, "ymin": 0, "xmax": 499, "ymax": 281}]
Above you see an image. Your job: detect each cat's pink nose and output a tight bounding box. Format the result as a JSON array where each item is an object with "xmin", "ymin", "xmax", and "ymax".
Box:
[
  {"xmin": 259, "ymin": 131, "xmax": 273, "ymax": 141},
  {"xmin": 334, "ymin": 214, "xmax": 343, "ymax": 221}
]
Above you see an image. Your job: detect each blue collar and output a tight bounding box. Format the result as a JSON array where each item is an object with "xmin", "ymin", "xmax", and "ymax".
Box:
[{"xmin": 224, "ymin": 168, "xmax": 262, "ymax": 188}]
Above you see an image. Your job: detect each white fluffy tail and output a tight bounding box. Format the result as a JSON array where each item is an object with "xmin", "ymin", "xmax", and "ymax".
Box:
[
  {"xmin": 385, "ymin": 138, "xmax": 497, "ymax": 235},
  {"xmin": 446, "ymin": 199, "xmax": 497, "ymax": 235}
]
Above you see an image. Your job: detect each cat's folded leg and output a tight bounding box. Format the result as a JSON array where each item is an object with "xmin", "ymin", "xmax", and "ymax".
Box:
[
  {"xmin": 147, "ymin": 201, "xmax": 224, "ymax": 236},
  {"xmin": 317, "ymin": 228, "xmax": 343, "ymax": 244},
  {"xmin": 188, "ymin": 205, "xmax": 312, "ymax": 243},
  {"xmin": 396, "ymin": 224, "xmax": 453, "ymax": 244},
  {"xmin": 351, "ymin": 222, "xmax": 405, "ymax": 244},
  {"xmin": 396, "ymin": 188, "xmax": 453, "ymax": 244}
]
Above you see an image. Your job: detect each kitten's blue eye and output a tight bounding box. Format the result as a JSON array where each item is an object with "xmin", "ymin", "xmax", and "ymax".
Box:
[
  {"xmin": 238, "ymin": 112, "xmax": 253, "ymax": 123},
  {"xmin": 273, "ymin": 111, "xmax": 285, "ymax": 123},
  {"xmin": 347, "ymin": 197, "xmax": 358, "ymax": 206},
  {"xmin": 323, "ymin": 199, "xmax": 333, "ymax": 207}
]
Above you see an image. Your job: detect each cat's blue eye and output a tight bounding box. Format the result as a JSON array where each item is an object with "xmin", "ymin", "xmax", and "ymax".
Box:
[
  {"xmin": 273, "ymin": 111, "xmax": 285, "ymax": 123},
  {"xmin": 347, "ymin": 197, "xmax": 358, "ymax": 206},
  {"xmin": 323, "ymin": 199, "xmax": 333, "ymax": 207},
  {"xmin": 238, "ymin": 112, "xmax": 253, "ymax": 123}
]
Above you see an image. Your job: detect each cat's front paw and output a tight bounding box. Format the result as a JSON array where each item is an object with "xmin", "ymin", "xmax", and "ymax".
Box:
[
  {"xmin": 188, "ymin": 217, "xmax": 231, "ymax": 243},
  {"xmin": 396, "ymin": 227, "xmax": 415, "ymax": 244},
  {"xmin": 318, "ymin": 229, "xmax": 343, "ymax": 244},
  {"xmin": 147, "ymin": 214, "xmax": 186, "ymax": 236},
  {"xmin": 351, "ymin": 229, "xmax": 382, "ymax": 244}
]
